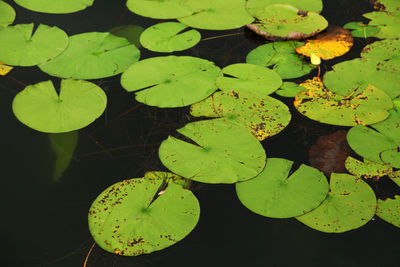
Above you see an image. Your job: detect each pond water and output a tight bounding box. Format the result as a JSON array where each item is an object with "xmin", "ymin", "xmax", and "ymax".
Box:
[{"xmin": 1, "ymin": 0, "xmax": 400, "ymax": 266}]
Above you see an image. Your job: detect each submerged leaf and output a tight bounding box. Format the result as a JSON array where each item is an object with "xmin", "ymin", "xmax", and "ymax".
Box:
[
  {"xmin": 89, "ymin": 173, "xmax": 200, "ymax": 256},
  {"xmin": 296, "ymin": 173, "xmax": 377, "ymax": 233},
  {"xmin": 12, "ymin": 79, "xmax": 107, "ymax": 133},
  {"xmin": 121, "ymin": 56, "xmax": 221, "ymax": 108},
  {"xmin": 236, "ymin": 158, "xmax": 328, "ymax": 218},
  {"xmin": 109, "ymin": 25, "xmax": 144, "ymax": 48},
  {"xmin": 14, "ymin": 0, "xmax": 94, "ymax": 14},
  {"xmin": 140, "ymin": 22, "xmax": 200, "ymax": 53},
  {"xmin": 39, "ymin": 32, "xmax": 140, "ymax": 79},
  {"xmin": 159, "ymin": 119, "xmax": 266, "ymax": 184},
  {"xmin": 190, "ymin": 90, "xmax": 291, "ymax": 141},
  {"xmin": 294, "ymin": 77, "xmax": 393, "ymax": 126},
  {"xmin": 275, "ymin": 82, "xmax": 305, "ymax": 97},
  {"xmin": 0, "ymin": 1, "xmax": 15, "ymax": 30},
  {"xmin": 49, "ymin": 131, "xmax": 78, "ymax": 181}
]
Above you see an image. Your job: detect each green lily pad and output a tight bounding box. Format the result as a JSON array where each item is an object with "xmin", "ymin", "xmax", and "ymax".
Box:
[
  {"xmin": 190, "ymin": 90, "xmax": 291, "ymax": 141},
  {"xmin": 247, "ymin": 4, "xmax": 328, "ymax": 40},
  {"xmin": 377, "ymin": 194, "xmax": 400, "ymax": 228},
  {"xmin": 375, "ymin": 0, "xmax": 400, "ymax": 12},
  {"xmin": 39, "ymin": 32, "xmax": 140, "ymax": 79},
  {"xmin": 126, "ymin": 0, "xmax": 196, "ymax": 19},
  {"xmin": 246, "ymin": 41, "xmax": 316, "ymax": 79},
  {"xmin": 343, "ymin": 22, "xmax": 380, "ymax": 38},
  {"xmin": 139, "ymin": 22, "xmax": 201, "ymax": 53},
  {"xmin": 14, "ymin": 0, "xmax": 94, "ymax": 14},
  {"xmin": 0, "ymin": 1, "xmax": 15, "ymax": 30},
  {"xmin": 109, "ymin": 25, "xmax": 144, "ymax": 48},
  {"xmin": 246, "ymin": 0, "xmax": 323, "ymax": 15},
  {"xmin": 121, "ymin": 56, "xmax": 221, "ymax": 108},
  {"xmin": 215, "ymin": 63, "xmax": 282, "ymax": 94},
  {"xmin": 0, "ymin": 23, "xmax": 68, "ymax": 66},
  {"xmin": 275, "ymin": 82, "xmax": 305, "ymax": 97},
  {"xmin": 294, "ymin": 78, "xmax": 393, "ymax": 126},
  {"xmin": 361, "ymin": 39, "xmax": 400, "ymax": 61},
  {"xmin": 159, "ymin": 119, "xmax": 266, "ymax": 184},
  {"xmin": 143, "ymin": 171, "xmax": 192, "ymax": 190},
  {"xmin": 177, "ymin": 0, "xmax": 254, "ymax": 30},
  {"xmin": 347, "ymin": 109, "xmax": 400, "ymax": 167},
  {"xmin": 323, "ymin": 58, "xmax": 400, "ymax": 99},
  {"xmin": 345, "ymin": 156, "xmax": 394, "ymax": 179},
  {"xmin": 12, "ymin": 79, "xmax": 107, "ymax": 133},
  {"xmin": 88, "ymin": 172, "xmax": 200, "ymax": 256},
  {"xmin": 364, "ymin": 11, "xmax": 400, "ymax": 39},
  {"xmin": 236, "ymin": 158, "xmax": 328, "ymax": 218},
  {"xmin": 296, "ymin": 173, "xmax": 377, "ymax": 233},
  {"xmin": 49, "ymin": 131, "xmax": 78, "ymax": 181}
]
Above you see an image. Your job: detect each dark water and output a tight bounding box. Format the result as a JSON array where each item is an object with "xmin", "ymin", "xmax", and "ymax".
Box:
[{"xmin": 1, "ymin": 0, "xmax": 400, "ymax": 266}]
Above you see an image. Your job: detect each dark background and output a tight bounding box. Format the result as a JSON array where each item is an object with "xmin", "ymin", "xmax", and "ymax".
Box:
[{"xmin": 1, "ymin": 0, "xmax": 399, "ymax": 266}]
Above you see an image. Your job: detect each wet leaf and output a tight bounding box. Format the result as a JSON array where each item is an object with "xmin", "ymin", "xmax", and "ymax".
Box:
[
  {"xmin": 39, "ymin": 32, "xmax": 140, "ymax": 79},
  {"xmin": 14, "ymin": 0, "xmax": 94, "ymax": 14},
  {"xmin": 121, "ymin": 56, "xmax": 221, "ymax": 108},
  {"xmin": 246, "ymin": 41, "xmax": 316, "ymax": 79},
  {"xmin": 140, "ymin": 22, "xmax": 201, "ymax": 53},
  {"xmin": 296, "ymin": 173, "xmax": 377, "ymax": 233},
  {"xmin": 275, "ymin": 82, "xmax": 305, "ymax": 97},
  {"xmin": 49, "ymin": 131, "xmax": 78, "ymax": 181},
  {"xmin": 12, "ymin": 79, "xmax": 107, "ymax": 133},
  {"xmin": 0, "ymin": 23, "xmax": 68, "ymax": 66},
  {"xmin": 247, "ymin": 4, "xmax": 328, "ymax": 40},
  {"xmin": 376, "ymin": 176, "xmax": 400, "ymax": 228},
  {"xmin": 88, "ymin": 172, "xmax": 200, "ymax": 256},
  {"xmin": 343, "ymin": 22, "xmax": 380, "ymax": 38},
  {"xmin": 236, "ymin": 158, "xmax": 328, "ymax": 218},
  {"xmin": 294, "ymin": 77, "xmax": 393, "ymax": 126},
  {"xmin": 190, "ymin": 90, "xmax": 291, "ymax": 141},
  {"xmin": 159, "ymin": 119, "xmax": 266, "ymax": 184},
  {"xmin": 215, "ymin": 63, "xmax": 282, "ymax": 94},
  {"xmin": 363, "ymin": 10, "xmax": 400, "ymax": 39},
  {"xmin": 295, "ymin": 27, "xmax": 353, "ymax": 61},
  {"xmin": 0, "ymin": 62, "xmax": 13, "ymax": 75},
  {"xmin": 126, "ymin": 0, "xmax": 196, "ymax": 19},
  {"xmin": 109, "ymin": 25, "xmax": 144, "ymax": 48},
  {"xmin": 246, "ymin": 0, "xmax": 323, "ymax": 15},
  {"xmin": 345, "ymin": 156, "xmax": 394, "ymax": 179},
  {"xmin": 0, "ymin": 1, "xmax": 15, "ymax": 31}
]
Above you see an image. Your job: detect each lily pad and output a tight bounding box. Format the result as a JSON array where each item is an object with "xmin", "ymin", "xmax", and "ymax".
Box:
[
  {"xmin": 375, "ymin": 0, "xmax": 400, "ymax": 12},
  {"xmin": 88, "ymin": 172, "xmax": 200, "ymax": 256},
  {"xmin": 347, "ymin": 109, "xmax": 400, "ymax": 168},
  {"xmin": 12, "ymin": 79, "xmax": 107, "ymax": 133},
  {"xmin": 140, "ymin": 22, "xmax": 201, "ymax": 53},
  {"xmin": 126, "ymin": 0, "xmax": 196, "ymax": 19},
  {"xmin": 110, "ymin": 25, "xmax": 144, "ymax": 48},
  {"xmin": 246, "ymin": 41, "xmax": 316, "ymax": 79},
  {"xmin": 190, "ymin": 90, "xmax": 291, "ymax": 141},
  {"xmin": 159, "ymin": 119, "xmax": 266, "ymax": 184},
  {"xmin": 343, "ymin": 22, "xmax": 380, "ymax": 38},
  {"xmin": 364, "ymin": 11, "xmax": 400, "ymax": 39},
  {"xmin": 345, "ymin": 156, "xmax": 394, "ymax": 179},
  {"xmin": 296, "ymin": 173, "xmax": 377, "ymax": 233},
  {"xmin": 14, "ymin": 0, "xmax": 94, "ymax": 14},
  {"xmin": 376, "ymin": 176, "xmax": 400, "ymax": 228},
  {"xmin": 0, "ymin": 62, "xmax": 13, "ymax": 75},
  {"xmin": 178, "ymin": 0, "xmax": 254, "ymax": 30},
  {"xmin": 360, "ymin": 39, "xmax": 400, "ymax": 61},
  {"xmin": 294, "ymin": 77, "xmax": 393, "ymax": 126},
  {"xmin": 49, "ymin": 131, "xmax": 78, "ymax": 181},
  {"xmin": 39, "ymin": 32, "xmax": 140, "ymax": 79},
  {"xmin": 215, "ymin": 63, "xmax": 282, "ymax": 94},
  {"xmin": 0, "ymin": 1, "xmax": 15, "ymax": 30},
  {"xmin": 323, "ymin": 58, "xmax": 400, "ymax": 99},
  {"xmin": 0, "ymin": 23, "xmax": 68, "ymax": 66},
  {"xmin": 275, "ymin": 82, "xmax": 305, "ymax": 97},
  {"xmin": 246, "ymin": 4, "xmax": 328, "ymax": 40},
  {"xmin": 121, "ymin": 56, "xmax": 221, "ymax": 108},
  {"xmin": 236, "ymin": 158, "xmax": 328, "ymax": 218},
  {"xmin": 246, "ymin": 0, "xmax": 323, "ymax": 15}
]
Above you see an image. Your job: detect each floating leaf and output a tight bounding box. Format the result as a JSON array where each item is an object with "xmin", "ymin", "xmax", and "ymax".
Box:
[
  {"xmin": 275, "ymin": 82, "xmax": 305, "ymax": 97},
  {"xmin": 376, "ymin": 177, "xmax": 400, "ymax": 228},
  {"xmin": 345, "ymin": 156, "xmax": 394, "ymax": 179},
  {"xmin": 347, "ymin": 109, "xmax": 400, "ymax": 167},
  {"xmin": 374, "ymin": 0, "xmax": 400, "ymax": 12},
  {"xmin": 143, "ymin": 171, "xmax": 192, "ymax": 190},
  {"xmin": 12, "ymin": 79, "xmax": 107, "ymax": 133},
  {"xmin": 246, "ymin": 0, "xmax": 323, "ymax": 15},
  {"xmin": 0, "ymin": 62, "xmax": 13, "ymax": 75},
  {"xmin": 296, "ymin": 173, "xmax": 377, "ymax": 233},
  {"xmin": 126, "ymin": 0, "xmax": 196, "ymax": 19},
  {"xmin": 246, "ymin": 41, "xmax": 316, "ymax": 79},
  {"xmin": 294, "ymin": 77, "xmax": 393, "ymax": 126},
  {"xmin": 39, "ymin": 32, "xmax": 140, "ymax": 79},
  {"xmin": 159, "ymin": 119, "xmax": 266, "ymax": 184},
  {"xmin": 109, "ymin": 25, "xmax": 144, "ymax": 48},
  {"xmin": 0, "ymin": 23, "xmax": 68, "ymax": 66},
  {"xmin": 343, "ymin": 22, "xmax": 380, "ymax": 38},
  {"xmin": 49, "ymin": 131, "xmax": 78, "ymax": 181},
  {"xmin": 14, "ymin": 0, "xmax": 93, "ymax": 14},
  {"xmin": 88, "ymin": 173, "xmax": 200, "ymax": 256},
  {"xmin": 190, "ymin": 90, "xmax": 291, "ymax": 141},
  {"xmin": 236, "ymin": 158, "xmax": 328, "ymax": 218},
  {"xmin": 363, "ymin": 11, "xmax": 400, "ymax": 39},
  {"xmin": 0, "ymin": 1, "xmax": 15, "ymax": 30},
  {"xmin": 139, "ymin": 22, "xmax": 201, "ymax": 53},
  {"xmin": 215, "ymin": 63, "xmax": 282, "ymax": 94},
  {"xmin": 360, "ymin": 39, "xmax": 400, "ymax": 61},
  {"xmin": 246, "ymin": 4, "xmax": 328, "ymax": 40},
  {"xmin": 178, "ymin": 0, "xmax": 254, "ymax": 30},
  {"xmin": 295, "ymin": 27, "xmax": 354, "ymax": 61},
  {"xmin": 121, "ymin": 56, "xmax": 221, "ymax": 108}
]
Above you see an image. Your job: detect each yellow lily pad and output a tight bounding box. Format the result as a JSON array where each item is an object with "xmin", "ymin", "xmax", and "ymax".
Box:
[{"xmin": 0, "ymin": 62, "xmax": 13, "ymax": 75}]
